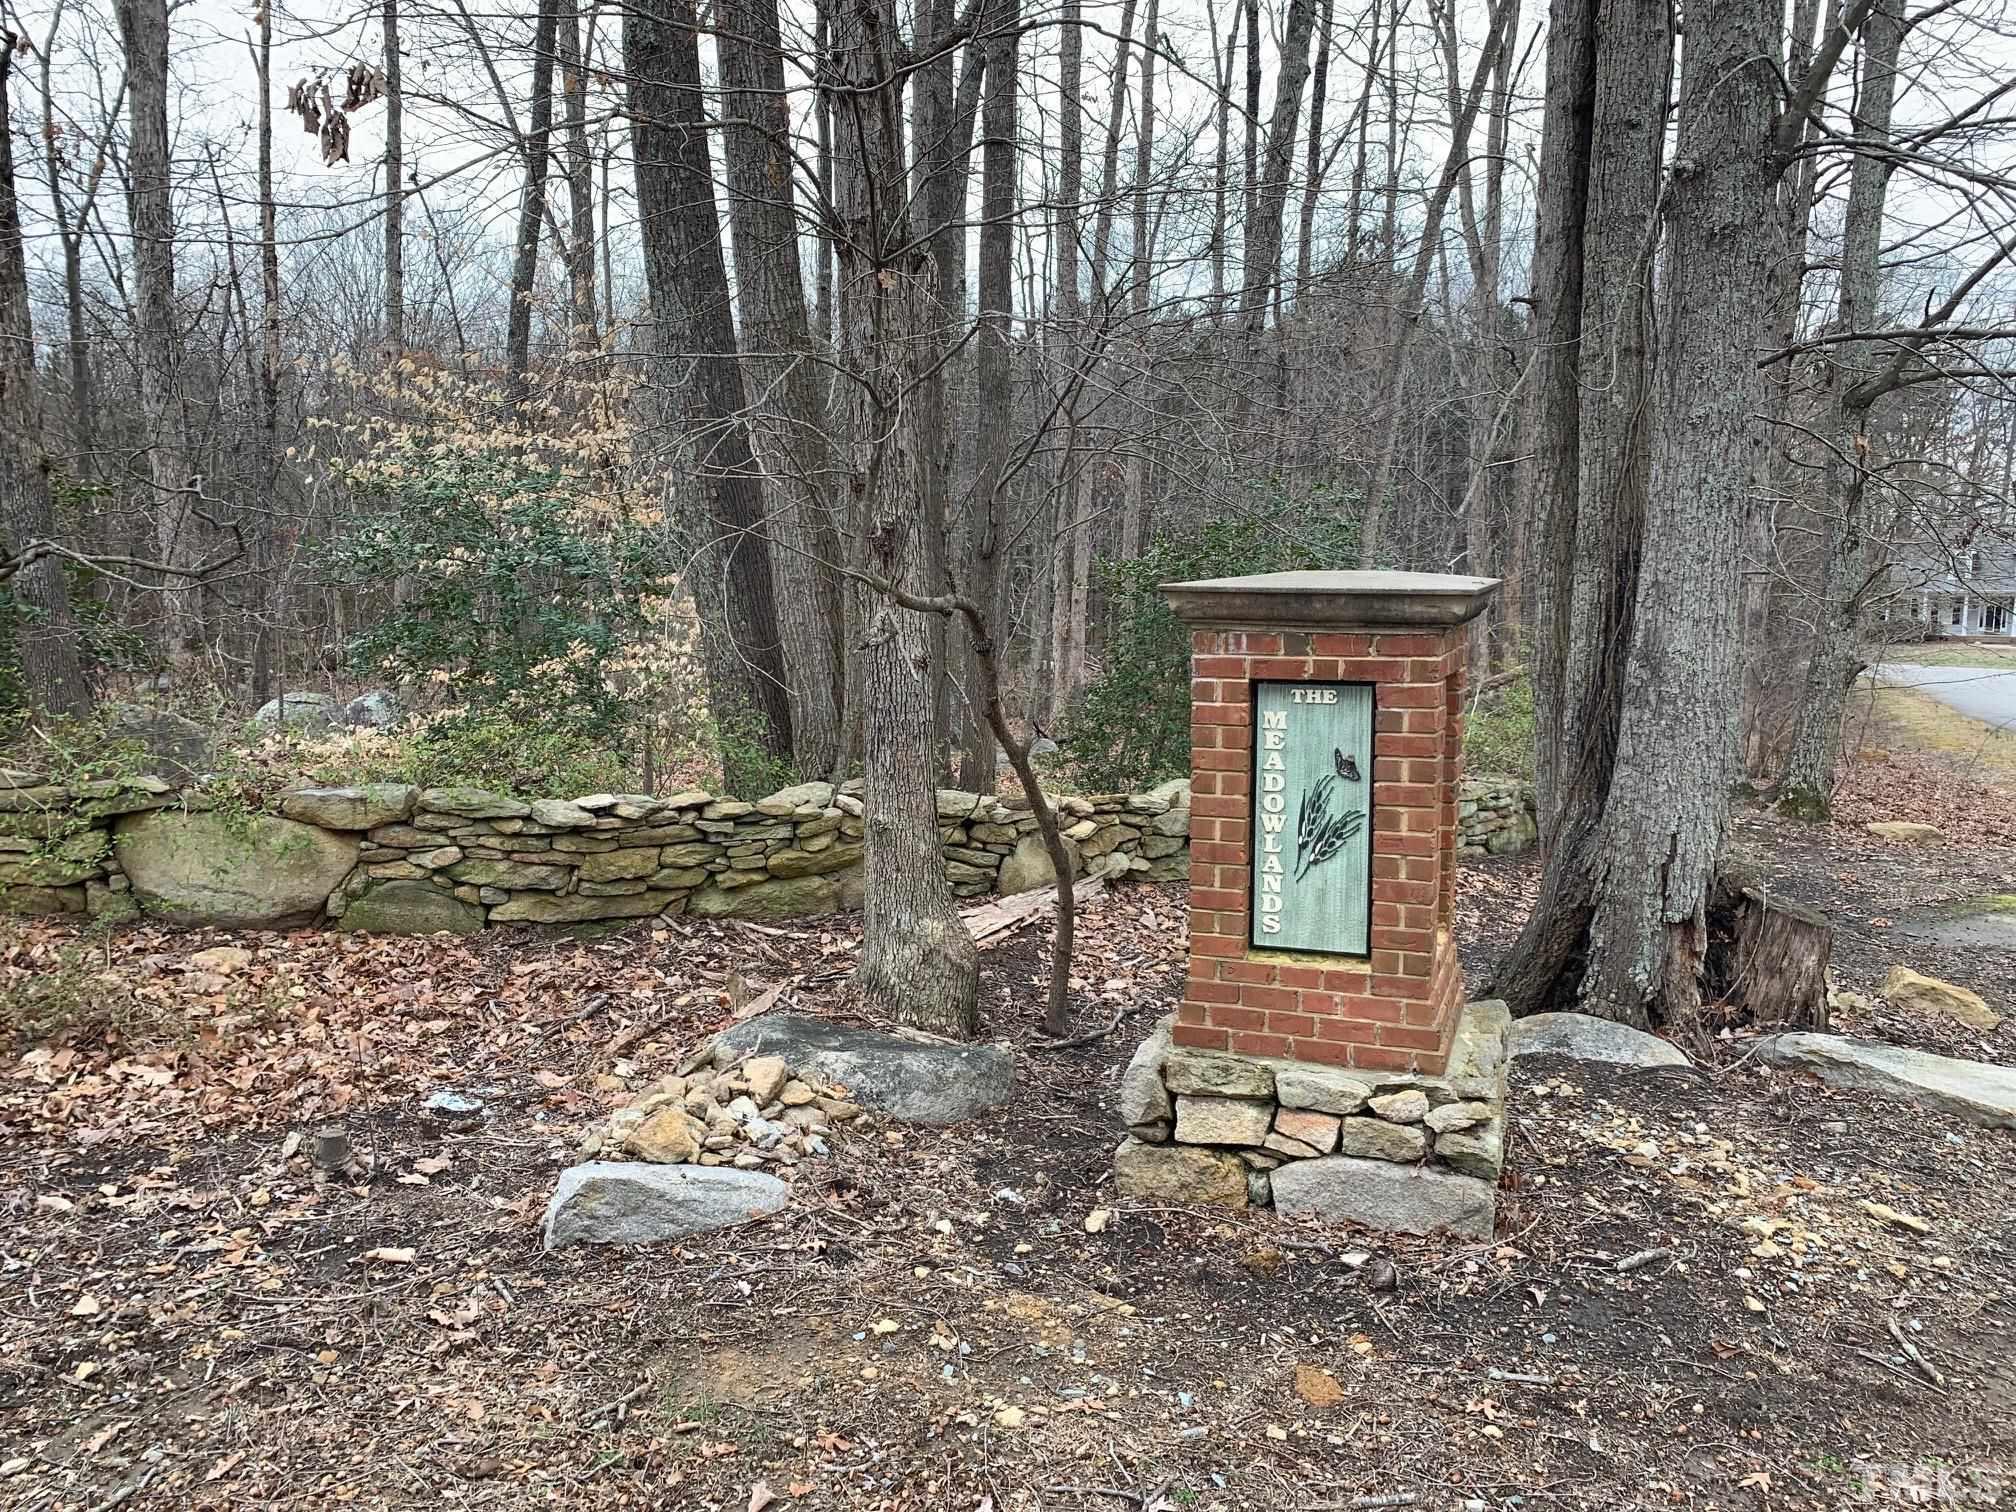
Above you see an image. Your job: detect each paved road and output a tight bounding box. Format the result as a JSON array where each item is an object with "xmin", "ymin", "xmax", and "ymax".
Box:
[{"xmin": 1870, "ymin": 662, "xmax": 2016, "ymax": 730}]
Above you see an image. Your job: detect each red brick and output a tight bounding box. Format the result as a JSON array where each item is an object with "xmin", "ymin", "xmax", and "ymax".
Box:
[
  {"xmin": 1186, "ymin": 978, "xmax": 1242, "ymax": 1005},
  {"xmin": 1229, "ymin": 1032, "xmax": 1294, "ymax": 1058},
  {"xmin": 1403, "ymin": 658, "xmax": 1447, "ymax": 682},
  {"xmin": 1378, "ymin": 1025, "xmax": 1445, "ymax": 1052},
  {"xmin": 1313, "ymin": 1016, "xmax": 1380, "ymax": 1044},
  {"xmin": 1311, "ymin": 633, "xmax": 1375, "ymax": 656},
  {"xmin": 1346, "ymin": 1044, "xmax": 1417, "ymax": 1071},
  {"xmin": 1193, "ymin": 702, "xmax": 1251, "ymax": 726},
  {"xmin": 1372, "ymin": 878, "xmax": 1438, "ymax": 905},
  {"xmin": 1334, "ymin": 657, "xmax": 1406, "ymax": 683},
  {"xmin": 1193, "ymin": 887, "xmax": 1242, "ymax": 911},
  {"xmin": 1194, "ymin": 655, "xmax": 1247, "ymax": 677},
  {"xmin": 1382, "ymin": 928, "xmax": 1434, "ymax": 954},
  {"xmin": 1248, "ymin": 655, "xmax": 1315, "ymax": 679},
  {"xmin": 1191, "ymin": 631, "xmax": 1224, "ymax": 655},
  {"xmin": 1218, "ymin": 958, "xmax": 1278, "ymax": 984},
  {"xmin": 1375, "ymin": 733, "xmax": 1442, "ymax": 759},
  {"xmin": 1193, "ymin": 934, "xmax": 1244, "ymax": 958},
  {"xmin": 1226, "ymin": 632, "xmax": 1283, "ymax": 656},
  {"xmin": 1267, "ymin": 1013, "xmax": 1317, "ymax": 1039},
  {"xmin": 1176, "ymin": 1001, "xmax": 1208, "ymax": 1024},
  {"xmin": 1403, "ymin": 997, "xmax": 1446, "ymax": 1026},
  {"xmin": 1192, "ymin": 794, "xmax": 1243, "ymax": 818},
  {"xmin": 1337, "ymin": 994, "xmax": 1408, "ymax": 1024},
  {"xmin": 1278, "ymin": 965, "xmax": 1328, "ymax": 989},
  {"xmin": 1172, "ymin": 1024, "xmax": 1229, "ymax": 1051},
  {"xmin": 1239, "ymin": 984, "xmax": 1301, "ymax": 1012},
  {"xmin": 1375, "ymin": 634, "xmax": 1447, "ymax": 656},
  {"xmin": 1188, "ymin": 909, "xmax": 1227, "ymax": 937},
  {"xmin": 1194, "ymin": 747, "xmax": 1245, "ymax": 771},
  {"xmin": 1217, "ymin": 771, "xmax": 1252, "ymax": 798},
  {"xmin": 1286, "ymin": 1037, "xmax": 1357, "ymax": 1067},
  {"xmin": 1211, "ymin": 1004, "xmax": 1270, "ymax": 1033},
  {"xmin": 1321, "ymin": 969, "xmax": 1373, "ymax": 992},
  {"xmin": 1382, "ymin": 782, "xmax": 1441, "ymax": 809},
  {"xmin": 1193, "ymin": 841, "xmax": 1243, "ymax": 864},
  {"xmin": 1381, "ymin": 683, "xmax": 1444, "ymax": 710}
]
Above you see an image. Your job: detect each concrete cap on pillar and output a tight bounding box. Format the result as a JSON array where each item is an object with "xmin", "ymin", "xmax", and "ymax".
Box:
[{"xmin": 1161, "ymin": 570, "xmax": 1501, "ymax": 629}]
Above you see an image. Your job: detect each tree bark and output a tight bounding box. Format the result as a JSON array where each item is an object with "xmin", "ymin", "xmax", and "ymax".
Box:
[
  {"xmin": 1577, "ymin": 0, "xmax": 1781, "ymax": 1033},
  {"xmin": 828, "ymin": 0, "xmax": 979, "ymax": 1037},
  {"xmin": 557, "ymin": 0, "xmax": 597, "ymax": 351},
  {"xmin": 112, "ymin": 0, "xmax": 198, "ymax": 654},
  {"xmin": 0, "ymin": 34, "xmax": 89, "ymax": 713},
  {"xmin": 505, "ymin": 2, "xmax": 558, "ymax": 408},
  {"xmin": 718, "ymin": 0, "xmax": 846, "ymax": 778},
  {"xmin": 627, "ymin": 0, "xmax": 795, "ymax": 791},
  {"xmin": 1240, "ymin": 0, "xmax": 1318, "ymax": 348},
  {"xmin": 1119, "ymin": 0, "xmax": 1158, "ymax": 563},
  {"xmin": 1706, "ymin": 882, "xmax": 1832, "ymax": 1031},
  {"xmin": 1293, "ymin": 0, "xmax": 1335, "ymax": 302},
  {"xmin": 958, "ymin": 0, "xmax": 1019, "ymax": 791},
  {"xmin": 1047, "ymin": 0, "xmax": 1090, "ymax": 722},
  {"xmin": 383, "ymin": 0, "xmax": 404, "ymax": 362}
]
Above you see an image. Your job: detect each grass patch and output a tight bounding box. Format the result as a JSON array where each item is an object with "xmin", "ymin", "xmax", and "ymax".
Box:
[
  {"xmin": 1885, "ymin": 642, "xmax": 2016, "ymax": 669},
  {"xmin": 1856, "ymin": 685, "xmax": 2016, "ymax": 783}
]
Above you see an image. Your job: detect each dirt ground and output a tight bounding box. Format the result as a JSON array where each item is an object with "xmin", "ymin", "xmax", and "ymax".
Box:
[{"xmin": 3, "ymin": 757, "xmax": 2014, "ymax": 1511}]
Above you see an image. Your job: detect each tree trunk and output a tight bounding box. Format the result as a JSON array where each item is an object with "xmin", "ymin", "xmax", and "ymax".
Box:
[
  {"xmin": 557, "ymin": 0, "xmax": 597, "ymax": 351},
  {"xmin": 112, "ymin": 0, "xmax": 198, "ymax": 654},
  {"xmin": 1209, "ymin": 0, "xmax": 1233, "ymax": 312},
  {"xmin": 1577, "ymin": 0, "xmax": 1782, "ymax": 1033},
  {"xmin": 829, "ymin": 0, "xmax": 979, "ymax": 1037},
  {"xmin": 0, "ymin": 35, "xmax": 89, "ymax": 714},
  {"xmin": 250, "ymin": 6, "xmax": 283, "ymax": 708},
  {"xmin": 958, "ymin": 0, "xmax": 1019, "ymax": 791},
  {"xmin": 627, "ymin": 0, "xmax": 795, "ymax": 791},
  {"xmin": 1240, "ymin": 0, "xmax": 1318, "ymax": 349},
  {"xmin": 1047, "ymin": 0, "xmax": 1088, "ymax": 722},
  {"xmin": 505, "ymin": 3, "xmax": 558, "ymax": 408},
  {"xmin": 718, "ymin": 0, "xmax": 846, "ymax": 778},
  {"xmin": 383, "ymin": 0, "xmax": 404, "ymax": 362},
  {"xmin": 1119, "ymin": 0, "xmax": 1158, "ymax": 563},
  {"xmin": 1294, "ymin": 0, "xmax": 1335, "ymax": 302},
  {"xmin": 1776, "ymin": 0, "xmax": 1903, "ymax": 811}
]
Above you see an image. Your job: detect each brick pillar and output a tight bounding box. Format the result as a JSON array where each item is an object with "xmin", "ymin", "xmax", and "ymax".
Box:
[{"xmin": 1163, "ymin": 573, "xmax": 1499, "ymax": 1076}]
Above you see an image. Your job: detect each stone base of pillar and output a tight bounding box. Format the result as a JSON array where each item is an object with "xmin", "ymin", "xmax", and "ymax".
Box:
[{"xmin": 1113, "ymin": 999, "xmax": 1509, "ymax": 1236}]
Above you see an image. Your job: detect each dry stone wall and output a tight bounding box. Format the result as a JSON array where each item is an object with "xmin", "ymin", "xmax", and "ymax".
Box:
[
  {"xmin": 1457, "ymin": 775, "xmax": 1537, "ymax": 858},
  {"xmin": 0, "ymin": 766, "xmax": 1191, "ymax": 932}
]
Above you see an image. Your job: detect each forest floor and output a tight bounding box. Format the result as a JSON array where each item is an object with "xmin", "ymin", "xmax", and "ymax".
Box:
[{"xmin": 3, "ymin": 745, "xmax": 2014, "ymax": 1512}]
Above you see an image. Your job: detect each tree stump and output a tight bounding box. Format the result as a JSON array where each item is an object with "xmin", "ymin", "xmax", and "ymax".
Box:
[{"xmin": 1707, "ymin": 884, "xmax": 1832, "ymax": 1031}]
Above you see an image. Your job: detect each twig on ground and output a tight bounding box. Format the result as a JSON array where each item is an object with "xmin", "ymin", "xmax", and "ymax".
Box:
[
  {"xmin": 1616, "ymin": 1246, "xmax": 1674, "ymax": 1274},
  {"xmin": 1885, "ymin": 1316, "xmax": 1947, "ymax": 1387},
  {"xmin": 1033, "ymin": 1006, "xmax": 1127, "ymax": 1051}
]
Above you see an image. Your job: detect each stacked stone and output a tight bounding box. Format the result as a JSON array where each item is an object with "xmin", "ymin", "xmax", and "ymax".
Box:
[
  {"xmin": 1, "ymin": 770, "xmax": 1193, "ymax": 930},
  {"xmin": 1456, "ymin": 776, "xmax": 1538, "ymax": 859},
  {"xmin": 0, "ymin": 767, "xmax": 170, "ymax": 919},
  {"xmin": 320, "ymin": 780, "xmax": 868, "ymax": 930},
  {"xmin": 581, "ymin": 1052, "xmax": 862, "ymax": 1171},
  {"xmin": 937, "ymin": 777, "xmax": 1191, "ymax": 897},
  {"xmin": 1113, "ymin": 1000, "xmax": 1509, "ymax": 1236}
]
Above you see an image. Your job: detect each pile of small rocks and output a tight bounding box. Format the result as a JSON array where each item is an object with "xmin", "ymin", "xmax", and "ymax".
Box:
[{"xmin": 579, "ymin": 1052, "xmax": 863, "ymax": 1172}]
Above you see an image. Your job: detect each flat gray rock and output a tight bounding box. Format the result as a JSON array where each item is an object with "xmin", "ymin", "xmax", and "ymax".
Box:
[
  {"xmin": 1758, "ymin": 1033, "xmax": 2016, "ymax": 1130},
  {"xmin": 543, "ymin": 1162, "xmax": 789, "ymax": 1250},
  {"xmin": 1270, "ymin": 1154, "xmax": 1495, "ymax": 1238},
  {"xmin": 1509, "ymin": 1011, "xmax": 1691, "ymax": 1068},
  {"xmin": 711, "ymin": 1013, "xmax": 1015, "ymax": 1125}
]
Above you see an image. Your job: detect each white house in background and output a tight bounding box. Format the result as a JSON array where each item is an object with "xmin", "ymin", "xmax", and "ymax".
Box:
[{"xmin": 1893, "ymin": 541, "xmax": 2016, "ymax": 637}]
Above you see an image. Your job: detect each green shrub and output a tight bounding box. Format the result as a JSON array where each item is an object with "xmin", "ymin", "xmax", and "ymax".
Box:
[
  {"xmin": 301, "ymin": 708, "xmax": 632, "ymax": 795},
  {"xmin": 320, "ymin": 449, "xmax": 670, "ymax": 743},
  {"xmin": 1061, "ymin": 491, "xmax": 1361, "ymax": 791},
  {"xmin": 1463, "ymin": 671, "xmax": 1535, "ymax": 781}
]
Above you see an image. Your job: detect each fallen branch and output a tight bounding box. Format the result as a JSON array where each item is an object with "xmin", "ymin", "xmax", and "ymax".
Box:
[
  {"xmin": 1033, "ymin": 1004, "xmax": 1127, "ymax": 1051},
  {"xmin": 960, "ymin": 874, "xmax": 1107, "ymax": 944},
  {"xmin": 1885, "ymin": 1316, "xmax": 1947, "ymax": 1387}
]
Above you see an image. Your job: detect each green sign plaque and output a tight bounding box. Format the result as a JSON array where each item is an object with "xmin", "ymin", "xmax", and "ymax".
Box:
[{"xmin": 1251, "ymin": 680, "xmax": 1375, "ymax": 956}]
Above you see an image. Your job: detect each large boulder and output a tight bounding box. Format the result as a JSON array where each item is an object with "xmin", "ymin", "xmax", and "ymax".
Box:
[
  {"xmin": 104, "ymin": 704, "xmax": 211, "ymax": 777},
  {"xmin": 254, "ymin": 692, "xmax": 342, "ymax": 732},
  {"xmin": 1759, "ymin": 1033, "xmax": 2016, "ymax": 1129},
  {"xmin": 114, "ymin": 810, "xmax": 357, "ymax": 925},
  {"xmin": 686, "ymin": 867, "xmax": 864, "ymax": 921},
  {"xmin": 1880, "ymin": 965, "xmax": 2000, "ymax": 1032},
  {"xmin": 1112, "ymin": 1136, "xmax": 1248, "ymax": 1207},
  {"xmin": 710, "ymin": 1013, "xmax": 1015, "ymax": 1125},
  {"xmin": 278, "ymin": 784, "xmax": 417, "ymax": 831},
  {"xmin": 1271, "ymin": 1155, "xmax": 1495, "ymax": 1238},
  {"xmin": 340, "ymin": 879, "xmax": 486, "ymax": 934},
  {"xmin": 543, "ymin": 1162, "xmax": 789, "ymax": 1250},
  {"xmin": 1509, "ymin": 1011, "xmax": 1692, "ymax": 1068},
  {"xmin": 343, "ymin": 689, "xmax": 406, "ymax": 730},
  {"xmin": 1865, "ymin": 821, "xmax": 1944, "ymax": 843},
  {"xmin": 996, "ymin": 832, "xmax": 1081, "ymax": 897}
]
